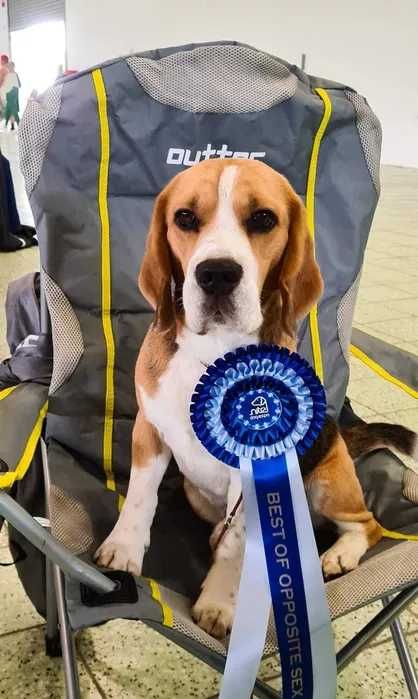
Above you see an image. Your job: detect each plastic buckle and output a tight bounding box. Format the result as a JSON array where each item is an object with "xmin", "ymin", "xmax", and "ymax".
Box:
[{"xmin": 80, "ymin": 570, "xmax": 139, "ymax": 607}]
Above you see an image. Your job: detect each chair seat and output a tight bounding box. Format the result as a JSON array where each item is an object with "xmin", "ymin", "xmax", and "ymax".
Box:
[{"xmin": 61, "ymin": 446, "xmax": 418, "ymax": 659}]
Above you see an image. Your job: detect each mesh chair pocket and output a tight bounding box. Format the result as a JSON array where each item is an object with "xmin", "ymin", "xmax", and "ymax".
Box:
[
  {"xmin": 337, "ymin": 270, "xmax": 362, "ymax": 364},
  {"xmin": 19, "ymin": 84, "xmax": 63, "ymax": 197},
  {"xmin": 345, "ymin": 90, "xmax": 382, "ymax": 193},
  {"xmin": 43, "ymin": 271, "xmax": 84, "ymax": 395}
]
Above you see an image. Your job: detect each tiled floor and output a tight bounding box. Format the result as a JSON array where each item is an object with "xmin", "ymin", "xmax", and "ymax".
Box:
[{"xmin": 0, "ymin": 127, "xmax": 417, "ymax": 697}]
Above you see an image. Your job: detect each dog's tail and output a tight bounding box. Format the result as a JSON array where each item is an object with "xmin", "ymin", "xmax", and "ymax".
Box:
[{"xmin": 342, "ymin": 422, "xmax": 418, "ymax": 461}]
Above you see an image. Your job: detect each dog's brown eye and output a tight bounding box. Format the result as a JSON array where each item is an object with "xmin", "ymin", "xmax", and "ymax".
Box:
[
  {"xmin": 174, "ymin": 209, "xmax": 199, "ymax": 232},
  {"xmin": 246, "ymin": 209, "xmax": 278, "ymax": 234}
]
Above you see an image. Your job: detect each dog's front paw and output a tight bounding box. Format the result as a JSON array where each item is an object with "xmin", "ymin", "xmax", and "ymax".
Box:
[
  {"xmin": 192, "ymin": 595, "xmax": 234, "ymax": 640},
  {"xmin": 321, "ymin": 534, "xmax": 365, "ymax": 578},
  {"xmin": 94, "ymin": 533, "xmax": 144, "ymax": 576}
]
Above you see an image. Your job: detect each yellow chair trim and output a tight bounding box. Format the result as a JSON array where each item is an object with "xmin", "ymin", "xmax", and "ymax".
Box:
[
  {"xmin": 0, "ymin": 401, "xmax": 48, "ymax": 489},
  {"xmin": 305, "ymin": 87, "xmax": 333, "ymax": 382},
  {"xmin": 381, "ymin": 527, "xmax": 418, "ymax": 542},
  {"xmin": 0, "ymin": 385, "xmax": 19, "ymax": 401},
  {"xmin": 92, "ymin": 69, "xmax": 117, "ymax": 492},
  {"xmin": 350, "ymin": 344, "xmax": 418, "ymax": 400},
  {"xmin": 148, "ymin": 578, "xmax": 174, "ymax": 628}
]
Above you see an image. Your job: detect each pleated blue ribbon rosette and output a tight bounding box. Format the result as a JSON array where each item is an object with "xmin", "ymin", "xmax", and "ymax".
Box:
[{"xmin": 190, "ymin": 345, "xmax": 337, "ymax": 699}]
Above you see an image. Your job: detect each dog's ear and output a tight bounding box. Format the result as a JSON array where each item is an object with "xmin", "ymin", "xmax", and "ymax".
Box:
[
  {"xmin": 139, "ymin": 191, "xmax": 175, "ymax": 332},
  {"xmin": 261, "ymin": 191, "xmax": 323, "ymax": 346},
  {"xmin": 279, "ymin": 191, "xmax": 324, "ymax": 335},
  {"xmin": 279, "ymin": 193, "xmax": 323, "ymax": 335}
]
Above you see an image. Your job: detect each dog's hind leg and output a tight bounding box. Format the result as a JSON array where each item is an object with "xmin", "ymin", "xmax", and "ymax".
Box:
[{"xmin": 305, "ymin": 433, "xmax": 382, "ymax": 578}]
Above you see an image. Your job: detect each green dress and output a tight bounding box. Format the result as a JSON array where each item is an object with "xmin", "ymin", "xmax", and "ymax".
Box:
[{"xmin": 5, "ymin": 86, "xmax": 20, "ymax": 125}]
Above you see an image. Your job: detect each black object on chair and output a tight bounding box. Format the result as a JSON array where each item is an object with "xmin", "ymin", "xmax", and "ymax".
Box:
[{"xmin": 0, "ymin": 148, "xmax": 37, "ymax": 252}]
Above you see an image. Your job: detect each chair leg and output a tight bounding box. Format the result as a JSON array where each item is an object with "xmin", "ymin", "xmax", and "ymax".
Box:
[
  {"xmin": 252, "ymin": 678, "xmax": 281, "ymax": 698},
  {"xmin": 54, "ymin": 563, "xmax": 81, "ymax": 699},
  {"xmin": 45, "ymin": 558, "xmax": 61, "ymax": 657},
  {"xmin": 41, "ymin": 439, "xmax": 80, "ymax": 698},
  {"xmin": 382, "ymin": 597, "xmax": 418, "ymax": 699},
  {"xmin": 337, "ymin": 584, "xmax": 418, "ymax": 671}
]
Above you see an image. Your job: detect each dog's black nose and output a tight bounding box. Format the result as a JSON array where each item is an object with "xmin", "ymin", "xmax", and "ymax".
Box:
[{"xmin": 195, "ymin": 258, "xmax": 243, "ymax": 296}]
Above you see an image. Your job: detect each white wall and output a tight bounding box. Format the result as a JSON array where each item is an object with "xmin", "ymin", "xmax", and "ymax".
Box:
[
  {"xmin": 0, "ymin": 0, "xmax": 10, "ymax": 57},
  {"xmin": 66, "ymin": 0, "xmax": 418, "ymax": 167}
]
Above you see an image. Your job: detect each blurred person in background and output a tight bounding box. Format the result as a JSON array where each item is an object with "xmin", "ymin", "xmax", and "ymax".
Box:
[
  {"xmin": 2, "ymin": 62, "xmax": 21, "ymax": 130},
  {"xmin": 0, "ymin": 54, "xmax": 9, "ymax": 119},
  {"xmin": 0, "ymin": 54, "xmax": 8, "ymax": 87}
]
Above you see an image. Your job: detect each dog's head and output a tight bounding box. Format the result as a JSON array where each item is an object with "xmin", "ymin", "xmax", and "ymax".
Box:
[{"xmin": 139, "ymin": 159, "xmax": 323, "ymax": 345}]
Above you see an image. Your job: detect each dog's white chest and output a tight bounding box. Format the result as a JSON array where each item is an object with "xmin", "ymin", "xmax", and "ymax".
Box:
[{"xmin": 141, "ymin": 328, "xmax": 256, "ymax": 504}]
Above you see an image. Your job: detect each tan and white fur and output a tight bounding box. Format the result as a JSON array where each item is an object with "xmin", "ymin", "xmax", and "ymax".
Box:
[{"xmin": 95, "ymin": 159, "xmax": 416, "ymax": 639}]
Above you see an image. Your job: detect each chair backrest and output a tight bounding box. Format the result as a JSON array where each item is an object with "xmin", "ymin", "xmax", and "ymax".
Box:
[{"xmin": 18, "ymin": 41, "xmax": 381, "ymax": 518}]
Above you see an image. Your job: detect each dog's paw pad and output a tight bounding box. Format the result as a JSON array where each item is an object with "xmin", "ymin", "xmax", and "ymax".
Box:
[{"xmin": 192, "ymin": 599, "xmax": 234, "ymax": 640}]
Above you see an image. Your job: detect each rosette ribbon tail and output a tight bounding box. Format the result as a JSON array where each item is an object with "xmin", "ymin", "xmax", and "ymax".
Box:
[
  {"xmin": 190, "ymin": 345, "xmax": 336, "ymax": 698},
  {"xmin": 219, "ymin": 456, "xmax": 271, "ymax": 699},
  {"xmin": 219, "ymin": 449, "xmax": 336, "ymax": 699}
]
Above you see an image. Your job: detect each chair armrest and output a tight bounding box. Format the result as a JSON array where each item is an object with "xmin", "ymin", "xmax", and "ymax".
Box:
[
  {"xmin": 0, "ymin": 382, "xmax": 48, "ymax": 489},
  {"xmin": 351, "ymin": 327, "xmax": 418, "ymax": 398},
  {"xmin": 0, "ymin": 490, "xmax": 115, "ymax": 593}
]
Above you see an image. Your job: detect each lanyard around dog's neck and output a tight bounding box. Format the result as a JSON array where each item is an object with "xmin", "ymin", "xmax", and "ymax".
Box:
[{"xmin": 213, "ymin": 493, "xmax": 243, "ymax": 551}]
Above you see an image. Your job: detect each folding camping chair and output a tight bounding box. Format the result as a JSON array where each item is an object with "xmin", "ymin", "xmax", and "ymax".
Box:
[{"xmin": 0, "ymin": 42, "xmax": 417, "ymax": 698}]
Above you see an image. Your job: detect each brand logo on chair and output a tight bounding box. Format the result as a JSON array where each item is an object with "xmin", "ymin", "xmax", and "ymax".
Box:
[{"xmin": 166, "ymin": 144, "xmax": 266, "ymax": 167}]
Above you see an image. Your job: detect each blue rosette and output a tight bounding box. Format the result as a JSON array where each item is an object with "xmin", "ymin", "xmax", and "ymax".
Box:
[
  {"xmin": 190, "ymin": 345, "xmax": 336, "ymax": 699},
  {"xmin": 190, "ymin": 344, "xmax": 326, "ymax": 466}
]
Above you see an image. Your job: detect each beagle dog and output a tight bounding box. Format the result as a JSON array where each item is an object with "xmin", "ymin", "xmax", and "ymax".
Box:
[{"xmin": 95, "ymin": 159, "xmax": 417, "ymax": 640}]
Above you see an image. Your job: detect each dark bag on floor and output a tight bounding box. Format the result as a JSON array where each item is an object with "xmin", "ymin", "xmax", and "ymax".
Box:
[{"xmin": 0, "ymin": 149, "xmax": 37, "ymax": 252}]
